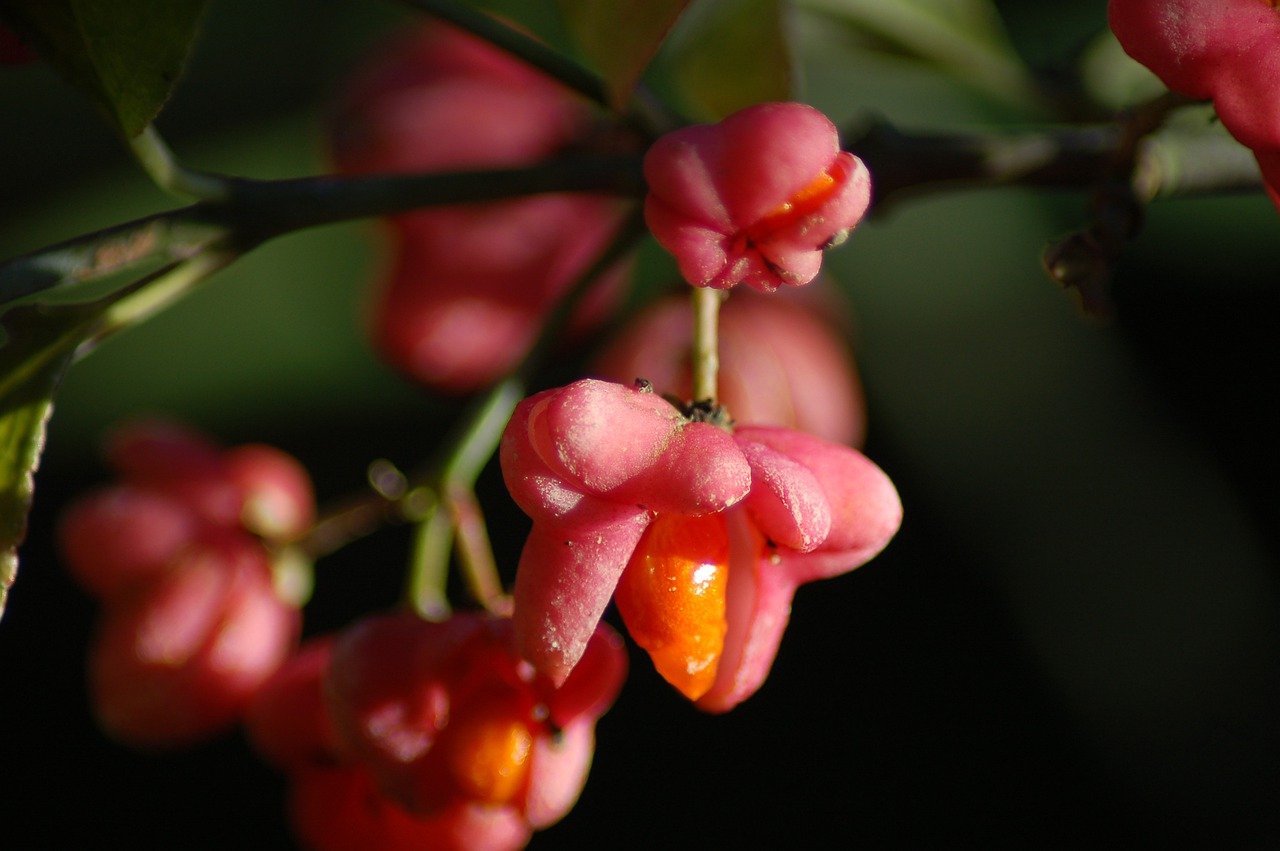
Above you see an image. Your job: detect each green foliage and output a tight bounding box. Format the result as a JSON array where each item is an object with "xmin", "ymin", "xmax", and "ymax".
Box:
[
  {"xmin": 1079, "ymin": 28, "xmax": 1164, "ymax": 111},
  {"xmin": 451, "ymin": 0, "xmax": 575, "ymax": 52},
  {"xmin": 555, "ymin": 0, "xmax": 690, "ymax": 108},
  {"xmin": 656, "ymin": 0, "xmax": 794, "ymax": 120},
  {"xmin": 0, "ymin": 0, "xmax": 207, "ymax": 137},
  {"xmin": 0, "ymin": 302, "xmax": 103, "ymax": 618},
  {"xmin": 799, "ymin": 0, "xmax": 1040, "ymax": 111},
  {"xmin": 452, "ymin": 0, "xmax": 693, "ymax": 111}
]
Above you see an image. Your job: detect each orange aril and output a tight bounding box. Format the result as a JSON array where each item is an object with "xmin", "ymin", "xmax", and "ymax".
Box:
[
  {"xmin": 615, "ymin": 513, "xmax": 730, "ymax": 700},
  {"xmin": 744, "ymin": 155, "xmax": 854, "ymax": 245},
  {"xmin": 443, "ymin": 692, "xmax": 535, "ymax": 805}
]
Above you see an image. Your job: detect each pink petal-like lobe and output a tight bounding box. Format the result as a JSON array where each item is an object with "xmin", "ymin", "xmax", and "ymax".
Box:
[{"xmin": 644, "ymin": 102, "xmax": 872, "ymax": 291}]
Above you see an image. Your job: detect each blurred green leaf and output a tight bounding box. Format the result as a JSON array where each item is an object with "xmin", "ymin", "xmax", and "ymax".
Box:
[
  {"xmin": 0, "ymin": 301, "xmax": 103, "ymax": 619},
  {"xmin": 805, "ymin": 0, "xmax": 1012, "ymax": 53},
  {"xmin": 0, "ymin": 0, "xmax": 207, "ymax": 137},
  {"xmin": 555, "ymin": 0, "xmax": 689, "ymax": 108},
  {"xmin": 1079, "ymin": 28, "xmax": 1164, "ymax": 112},
  {"xmin": 663, "ymin": 0, "xmax": 794, "ymax": 119},
  {"xmin": 453, "ymin": 0, "xmax": 576, "ymax": 54},
  {"xmin": 799, "ymin": 0, "xmax": 1042, "ymax": 112}
]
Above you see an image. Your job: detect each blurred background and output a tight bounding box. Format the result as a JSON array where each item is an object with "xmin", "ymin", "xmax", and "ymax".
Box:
[{"xmin": 3, "ymin": 0, "xmax": 1279, "ymax": 846}]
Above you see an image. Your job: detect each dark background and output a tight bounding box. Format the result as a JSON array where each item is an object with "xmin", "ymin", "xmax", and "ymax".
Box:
[{"xmin": 3, "ymin": 0, "xmax": 1279, "ymax": 846}]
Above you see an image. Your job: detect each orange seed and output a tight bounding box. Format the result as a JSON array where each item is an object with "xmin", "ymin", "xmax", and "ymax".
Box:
[{"xmin": 615, "ymin": 513, "xmax": 730, "ymax": 700}]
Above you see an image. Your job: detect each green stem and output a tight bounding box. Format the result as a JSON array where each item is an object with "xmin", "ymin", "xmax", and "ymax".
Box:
[
  {"xmin": 129, "ymin": 126, "xmax": 231, "ymax": 201},
  {"xmin": 1134, "ymin": 131, "xmax": 1264, "ymax": 200},
  {"xmin": 299, "ymin": 390, "xmax": 515, "ymax": 613},
  {"xmin": 443, "ymin": 381, "xmax": 522, "ymax": 592},
  {"xmin": 393, "ymin": 378, "xmax": 523, "ymax": 615},
  {"xmin": 407, "ymin": 494, "xmax": 453, "ymax": 621},
  {"xmin": 298, "ymin": 492, "xmax": 403, "ymax": 560},
  {"xmin": 629, "ymin": 83, "xmax": 687, "ymax": 137},
  {"xmin": 690, "ymin": 286, "xmax": 721, "ymax": 403},
  {"xmin": 395, "ymin": 0, "xmax": 685, "ymax": 136},
  {"xmin": 425, "ymin": 209, "xmax": 646, "ymax": 609},
  {"xmin": 445, "ymin": 485, "xmax": 509, "ymax": 615},
  {"xmin": 94, "ymin": 244, "xmax": 239, "ymax": 343},
  {"xmin": 1038, "ymin": 95, "xmax": 1239, "ymax": 314},
  {"xmin": 439, "ymin": 378, "xmax": 526, "ymax": 486}
]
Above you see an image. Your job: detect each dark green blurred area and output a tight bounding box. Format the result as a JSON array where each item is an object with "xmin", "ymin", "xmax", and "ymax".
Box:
[{"xmin": 3, "ymin": 0, "xmax": 1279, "ymax": 846}]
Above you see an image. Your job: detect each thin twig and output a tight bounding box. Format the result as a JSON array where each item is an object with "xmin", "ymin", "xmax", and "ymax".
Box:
[
  {"xmin": 128, "ymin": 127, "xmax": 231, "ymax": 201},
  {"xmin": 0, "ymin": 156, "xmax": 645, "ymax": 305},
  {"xmin": 445, "ymin": 486, "xmax": 509, "ymax": 615},
  {"xmin": 690, "ymin": 286, "xmax": 721, "ymax": 403},
  {"xmin": 407, "ymin": 496, "xmax": 453, "ymax": 621}
]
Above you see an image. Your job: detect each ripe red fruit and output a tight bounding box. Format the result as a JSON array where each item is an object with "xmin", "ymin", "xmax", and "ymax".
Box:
[
  {"xmin": 330, "ymin": 25, "xmax": 585, "ymax": 181},
  {"xmin": 60, "ymin": 421, "xmax": 317, "ymax": 599},
  {"xmin": 104, "ymin": 419, "xmax": 243, "ymax": 527}
]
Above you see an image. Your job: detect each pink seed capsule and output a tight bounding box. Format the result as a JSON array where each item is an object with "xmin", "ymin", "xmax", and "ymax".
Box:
[
  {"xmin": 89, "ymin": 539, "xmax": 299, "ymax": 748},
  {"xmin": 500, "ymin": 379, "xmax": 901, "ymax": 709},
  {"xmin": 644, "ymin": 102, "xmax": 872, "ymax": 292},
  {"xmin": 332, "ymin": 23, "xmax": 634, "ymax": 393},
  {"xmin": 57, "ymin": 487, "xmax": 197, "ymax": 598}
]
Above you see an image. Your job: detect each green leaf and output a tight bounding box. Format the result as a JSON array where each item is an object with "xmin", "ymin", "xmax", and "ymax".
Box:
[
  {"xmin": 798, "ymin": 0, "xmax": 1042, "ymax": 112},
  {"xmin": 0, "ymin": 0, "xmax": 207, "ymax": 137},
  {"xmin": 661, "ymin": 0, "xmax": 795, "ymax": 120},
  {"xmin": 456, "ymin": 0, "xmax": 578, "ymax": 57},
  {"xmin": 1079, "ymin": 30, "xmax": 1165, "ymax": 112},
  {"xmin": 803, "ymin": 0, "xmax": 1013, "ymax": 53},
  {"xmin": 555, "ymin": 0, "xmax": 690, "ymax": 109},
  {"xmin": 0, "ymin": 302, "xmax": 103, "ymax": 620}
]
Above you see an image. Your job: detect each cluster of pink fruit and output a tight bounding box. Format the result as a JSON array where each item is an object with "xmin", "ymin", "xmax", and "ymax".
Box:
[
  {"xmin": 59, "ymin": 422, "xmax": 628, "ymax": 847},
  {"xmin": 32, "ymin": 5, "xmax": 1280, "ymax": 846},
  {"xmin": 57, "ymin": 421, "xmax": 312, "ymax": 746},
  {"xmin": 56, "ymin": 20, "xmax": 903, "ymax": 851},
  {"xmin": 246, "ymin": 614, "xmax": 626, "ymax": 850}
]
